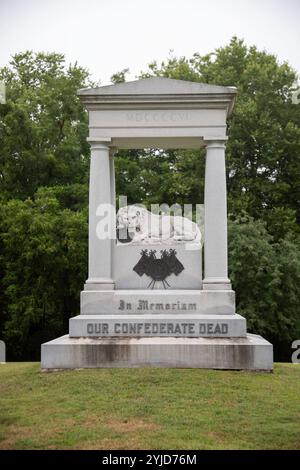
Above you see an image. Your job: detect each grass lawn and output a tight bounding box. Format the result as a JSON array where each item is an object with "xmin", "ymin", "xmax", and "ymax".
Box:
[{"xmin": 0, "ymin": 362, "xmax": 299, "ymax": 450}]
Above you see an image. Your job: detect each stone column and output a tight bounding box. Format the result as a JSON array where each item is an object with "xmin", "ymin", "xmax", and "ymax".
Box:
[
  {"xmin": 203, "ymin": 140, "xmax": 231, "ymax": 290},
  {"xmin": 109, "ymin": 147, "xmax": 117, "ymax": 209},
  {"xmin": 85, "ymin": 140, "xmax": 115, "ymax": 290},
  {"xmin": 109, "ymin": 147, "xmax": 117, "ymax": 281}
]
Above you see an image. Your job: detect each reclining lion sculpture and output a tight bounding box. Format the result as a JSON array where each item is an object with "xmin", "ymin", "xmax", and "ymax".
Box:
[{"xmin": 117, "ymin": 205, "xmax": 201, "ymax": 244}]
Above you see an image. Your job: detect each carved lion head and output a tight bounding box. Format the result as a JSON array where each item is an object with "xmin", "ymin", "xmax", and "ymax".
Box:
[{"xmin": 117, "ymin": 205, "xmax": 147, "ymax": 231}]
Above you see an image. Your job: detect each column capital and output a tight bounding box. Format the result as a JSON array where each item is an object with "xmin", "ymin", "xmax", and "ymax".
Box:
[
  {"xmin": 87, "ymin": 138, "xmax": 112, "ymax": 150},
  {"xmin": 204, "ymin": 138, "xmax": 228, "ymax": 149}
]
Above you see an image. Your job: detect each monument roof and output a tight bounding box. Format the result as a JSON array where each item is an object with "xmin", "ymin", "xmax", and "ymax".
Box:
[
  {"xmin": 78, "ymin": 77, "xmax": 236, "ymax": 116},
  {"xmin": 78, "ymin": 77, "xmax": 236, "ymax": 96}
]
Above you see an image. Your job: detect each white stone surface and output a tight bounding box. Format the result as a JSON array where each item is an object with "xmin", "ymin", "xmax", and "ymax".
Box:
[
  {"xmin": 0, "ymin": 340, "xmax": 5, "ymax": 363},
  {"xmin": 78, "ymin": 77, "xmax": 236, "ymax": 149},
  {"xmin": 86, "ymin": 142, "xmax": 114, "ymax": 290},
  {"xmin": 114, "ymin": 244, "xmax": 202, "ymax": 290},
  {"xmin": 41, "ymin": 334, "xmax": 273, "ymax": 371},
  {"xmin": 203, "ymin": 141, "xmax": 230, "ymax": 290},
  {"xmin": 117, "ymin": 205, "xmax": 201, "ymax": 243},
  {"xmin": 90, "ymin": 108, "xmax": 226, "ymax": 130},
  {"xmin": 78, "ymin": 77, "xmax": 237, "ymax": 97},
  {"xmin": 69, "ymin": 314, "xmax": 246, "ymax": 338},
  {"xmin": 80, "ymin": 289, "xmax": 236, "ymax": 315}
]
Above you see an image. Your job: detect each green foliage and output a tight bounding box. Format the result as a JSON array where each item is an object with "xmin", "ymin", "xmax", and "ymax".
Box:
[
  {"xmin": 115, "ymin": 148, "xmax": 205, "ymax": 207},
  {"xmin": 0, "ymin": 51, "xmax": 90, "ymax": 199},
  {"xmin": 110, "ymin": 68, "xmax": 130, "ymax": 84},
  {"xmin": 0, "ymin": 186, "xmax": 87, "ymax": 359},
  {"xmin": 228, "ymin": 216, "xmax": 300, "ymax": 359}
]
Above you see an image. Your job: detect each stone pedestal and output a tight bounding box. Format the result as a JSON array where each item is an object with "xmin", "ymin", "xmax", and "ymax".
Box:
[
  {"xmin": 80, "ymin": 289, "xmax": 236, "ymax": 315},
  {"xmin": 41, "ymin": 289, "xmax": 273, "ymax": 371}
]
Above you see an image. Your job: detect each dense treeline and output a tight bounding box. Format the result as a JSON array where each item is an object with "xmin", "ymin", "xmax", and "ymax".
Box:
[{"xmin": 0, "ymin": 38, "xmax": 300, "ymax": 361}]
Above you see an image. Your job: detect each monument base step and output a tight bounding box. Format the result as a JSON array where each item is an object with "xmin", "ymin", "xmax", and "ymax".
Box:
[
  {"xmin": 80, "ymin": 289, "xmax": 236, "ymax": 315},
  {"xmin": 41, "ymin": 334, "xmax": 273, "ymax": 371},
  {"xmin": 69, "ymin": 313, "xmax": 246, "ymax": 338}
]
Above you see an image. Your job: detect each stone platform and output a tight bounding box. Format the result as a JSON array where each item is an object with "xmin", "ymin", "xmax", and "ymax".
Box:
[
  {"xmin": 81, "ymin": 289, "xmax": 236, "ymax": 315},
  {"xmin": 69, "ymin": 313, "xmax": 246, "ymax": 337},
  {"xmin": 41, "ymin": 334, "xmax": 273, "ymax": 370}
]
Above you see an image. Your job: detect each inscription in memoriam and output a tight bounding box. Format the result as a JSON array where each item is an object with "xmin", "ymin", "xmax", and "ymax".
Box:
[
  {"xmin": 118, "ymin": 299, "xmax": 197, "ymax": 311},
  {"xmin": 86, "ymin": 322, "xmax": 229, "ymax": 336}
]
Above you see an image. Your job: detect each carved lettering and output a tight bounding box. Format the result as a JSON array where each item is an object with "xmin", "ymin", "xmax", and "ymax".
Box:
[
  {"xmin": 126, "ymin": 111, "xmax": 190, "ymax": 123},
  {"xmin": 119, "ymin": 299, "xmax": 197, "ymax": 311},
  {"xmin": 86, "ymin": 321, "xmax": 230, "ymax": 336}
]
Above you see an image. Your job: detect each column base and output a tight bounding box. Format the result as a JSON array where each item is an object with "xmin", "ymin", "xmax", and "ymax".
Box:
[
  {"xmin": 202, "ymin": 278, "xmax": 232, "ymax": 290},
  {"xmin": 84, "ymin": 278, "xmax": 115, "ymax": 291}
]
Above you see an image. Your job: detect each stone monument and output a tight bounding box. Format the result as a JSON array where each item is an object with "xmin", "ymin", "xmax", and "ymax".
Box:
[
  {"xmin": 41, "ymin": 77, "xmax": 273, "ymax": 370},
  {"xmin": 0, "ymin": 340, "xmax": 6, "ymax": 363}
]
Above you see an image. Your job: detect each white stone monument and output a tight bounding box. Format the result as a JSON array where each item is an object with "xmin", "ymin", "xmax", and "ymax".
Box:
[
  {"xmin": 41, "ymin": 78, "xmax": 273, "ymax": 370},
  {"xmin": 0, "ymin": 340, "xmax": 6, "ymax": 363}
]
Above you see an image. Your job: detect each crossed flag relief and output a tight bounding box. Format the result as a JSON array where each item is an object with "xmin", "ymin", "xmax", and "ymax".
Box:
[{"xmin": 133, "ymin": 249, "xmax": 184, "ymax": 289}]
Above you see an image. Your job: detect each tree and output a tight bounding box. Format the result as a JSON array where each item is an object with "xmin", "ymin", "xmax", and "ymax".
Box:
[
  {"xmin": 0, "ymin": 188, "xmax": 87, "ymax": 359},
  {"xmin": 0, "ymin": 52, "xmax": 91, "ymax": 359},
  {"xmin": 0, "ymin": 51, "xmax": 90, "ymax": 200},
  {"xmin": 115, "ymin": 148, "xmax": 205, "ymax": 208},
  {"xmin": 111, "ymin": 68, "xmax": 130, "ymax": 84},
  {"xmin": 228, "ymin": 215, "xmax": 300, "ymax": 361}
]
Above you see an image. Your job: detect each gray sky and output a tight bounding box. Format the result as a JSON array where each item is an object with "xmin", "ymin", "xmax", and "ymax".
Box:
[{"xmin": 0, "ymin": 0, "xmax": 299, "ymax": 85}]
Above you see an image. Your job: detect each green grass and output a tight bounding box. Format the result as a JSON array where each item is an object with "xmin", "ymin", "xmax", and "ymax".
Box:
[{"xmin": 0, "ymin": 363, "xmax": 299, "ymax": 449}]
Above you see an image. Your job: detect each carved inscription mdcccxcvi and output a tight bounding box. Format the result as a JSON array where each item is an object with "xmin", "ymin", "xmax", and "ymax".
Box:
[{"xmin": 126, "ymin": 111, "xmax": 190, "ymax": 123}]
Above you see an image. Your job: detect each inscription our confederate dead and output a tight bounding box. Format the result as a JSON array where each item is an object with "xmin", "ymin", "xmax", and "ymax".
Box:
[{"xmin": 86, "ymin": 322, "xmax": 229, "ymax": 336}]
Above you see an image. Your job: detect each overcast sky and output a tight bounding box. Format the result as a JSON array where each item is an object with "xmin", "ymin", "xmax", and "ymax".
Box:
[{"xmin": 0, "ymin": 0, "xmax": 299, "ymax": 85}]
